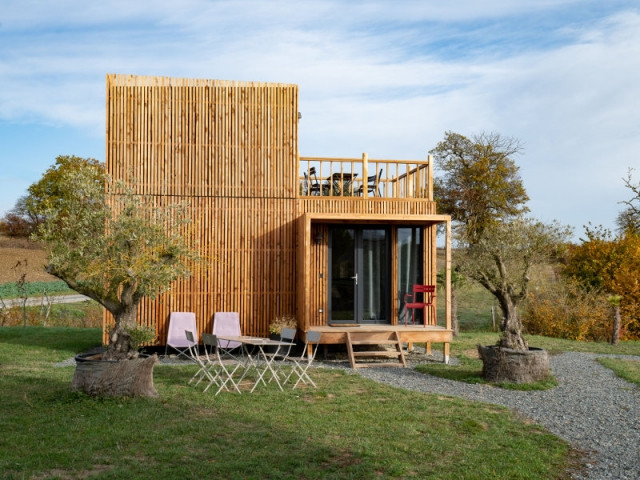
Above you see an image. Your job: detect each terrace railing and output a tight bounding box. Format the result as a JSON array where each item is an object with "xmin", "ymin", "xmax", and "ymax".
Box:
[{"xmin": 298, "ymin": 154, "xmax": 433, "ymax": 200}]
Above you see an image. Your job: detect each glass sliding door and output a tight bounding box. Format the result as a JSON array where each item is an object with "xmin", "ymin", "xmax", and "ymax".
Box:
[
  {"xmin": 397, "ymin": 227, "xmax": 423, "ymax": 324},
  {"xmin": 329, "ymin": 226, "xmax": 389, "ymax": 325},
  {"xmin": 361, "ymin": 229, "xmax": 388, "ymax": 323},
  {"xmin": 330, "ymin": 227, "xmax": 356, "ymax": 322}
]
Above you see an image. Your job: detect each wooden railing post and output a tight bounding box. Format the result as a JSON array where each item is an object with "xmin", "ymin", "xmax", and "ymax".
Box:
[
  {"xmin": 427, "ymin": 154, "xmax": 433, "ymax": 201},
  {"xmin": 362, "ymin": 152, "xmax": 368, "ymax": 199}
]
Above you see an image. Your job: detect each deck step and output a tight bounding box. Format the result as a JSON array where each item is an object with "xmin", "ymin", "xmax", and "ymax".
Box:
[
  {"xmin": 352, "ymin": 351, "xmax": 403, "ymax": 357},
  {"xmin": 350, "ymin": 339, "xmax": 398, "ymax": 346},
  {"xmin": 355, "ymin": 362, "xmax": 405, "ymax": 368},
  {"xmin": 346, "ymin": 331, "xmax": 407, "ymax": 369}
]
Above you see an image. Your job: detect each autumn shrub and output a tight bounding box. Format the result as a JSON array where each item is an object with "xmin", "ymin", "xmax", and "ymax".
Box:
[
  {"xmin": 563, "ymin": 228, "xmax": 640, "ymax": 340},
  {"xmin": 522, "ymin": 279, "xmax": 612, "ymax": 341}
]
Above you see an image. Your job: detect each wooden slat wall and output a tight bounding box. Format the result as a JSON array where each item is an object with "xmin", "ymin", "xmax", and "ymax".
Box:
[{"xmin": 105, "ymin": 74, "xmax": 298, "ymax": 344}]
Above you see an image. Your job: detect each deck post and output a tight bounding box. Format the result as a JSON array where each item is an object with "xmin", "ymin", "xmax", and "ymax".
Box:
[
  {"xmin": 362, "ymin": 152, "xmax": 368, "ymax": 199},
  {"xmin": 427, "ymin": 154, "xmax": 434, "ymax": 201},
  {"xmin": 444, "ymin": 218, "xmax": 452, "ymax": 364}
]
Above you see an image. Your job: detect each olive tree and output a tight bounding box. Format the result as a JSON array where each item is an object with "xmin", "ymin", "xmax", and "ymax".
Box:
[
  {"xmin": 458, "ymin": 217, "xmax": 571, "ymax": 349},
  {"xmin": 30, "ymin": 155, "xmax": 198, "ymax": 361},
  {"xmin": 430, "ymin": 132, "xmax": 570, "ymax": 352}
]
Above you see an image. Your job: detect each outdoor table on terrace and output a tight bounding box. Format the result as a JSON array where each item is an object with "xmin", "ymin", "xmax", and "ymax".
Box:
[
  {"xmin": 216, "ymin": 335, "xmax": 295, "ymax": 392},
  {"xmin": 328, "ymin": 172, "xmax": 358, "ymax": 196}
]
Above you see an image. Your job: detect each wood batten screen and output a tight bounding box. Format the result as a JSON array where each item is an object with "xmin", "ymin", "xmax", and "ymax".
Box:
[{"xmin": 105, "ymin": 74, "xmax": 299, "ymax": 344}]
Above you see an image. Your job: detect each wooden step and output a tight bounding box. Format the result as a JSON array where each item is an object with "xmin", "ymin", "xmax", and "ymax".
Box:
[
  {"xmin": 346, "ymin": 331, "xmax": 407, "ymax": 369},
  {"xmin": 350, "ymin": 339, "xmax": 399, "ymax": 345},
  {"xmin": 355, "ymin": 362, "xmax": 405, "ymax": 368},
  {"xmin": 352, "ymin": 351, "xmax": 403, "ymax": 357}
]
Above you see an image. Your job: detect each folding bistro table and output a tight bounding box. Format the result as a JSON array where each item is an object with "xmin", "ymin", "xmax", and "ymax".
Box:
[{"xmin": 216, "ymin": 335, "xmax": 295, "ymax": 392}]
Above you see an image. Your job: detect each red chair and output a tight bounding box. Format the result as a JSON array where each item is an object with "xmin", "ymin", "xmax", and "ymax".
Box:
[{"xmin": 403, "ymin": 285, "xmax": 436, "ymax": 326}]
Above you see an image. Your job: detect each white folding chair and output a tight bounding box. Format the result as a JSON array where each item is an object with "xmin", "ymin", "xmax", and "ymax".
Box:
[
  {"xmin": 286, "ymin": 330, "xmax": 322, "ymax": 389},
  {"xmin": 201, "ymin": 333, "xmax": 242, "ymax": 394},
  {"xmin": 185, "ymin": 330, "xmax": 216, "ymax": 388},
  {"xmin": 165, "ymin": 312, "xmax": 198, "ymax": 360},
  {"xmin": 212, "ymin": 312, "xmax": 243, "ymax": 360},
  {"xmin": 262, "ymin": 327, "xmax": 296, "ymax": 388}
]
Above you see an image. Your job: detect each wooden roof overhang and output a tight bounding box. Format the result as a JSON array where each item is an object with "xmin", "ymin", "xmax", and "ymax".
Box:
[{"xmin": 295, "ymin": 212, "xmax": 452, "ymax": 334}]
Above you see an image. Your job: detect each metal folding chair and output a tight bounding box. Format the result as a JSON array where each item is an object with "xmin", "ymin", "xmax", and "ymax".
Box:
[
  {"xmin": 285, "ymin": 330, "xmax": 322, "ymax": 389},
  {"xmin": 185, "ymin": 330, "xmax": 216, "ymax": 388},
  {"xmin": 262, "ymin": 327, "xmax": 296, "ymax": 387},
  {"xmin": 201, "ymin": 333, "xmax": 242, "ymax": 394}
]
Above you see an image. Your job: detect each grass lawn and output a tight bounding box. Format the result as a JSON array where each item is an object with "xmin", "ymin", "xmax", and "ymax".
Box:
[
  {"xmin": 597, "ymin": 357, "xmax": 640, "ymax": 387},
  {"xmin": 0, "ymin": 326, "xmax": 573, "ymax": 480}
]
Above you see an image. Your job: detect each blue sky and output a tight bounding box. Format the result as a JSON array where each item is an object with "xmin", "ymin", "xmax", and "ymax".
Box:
[{"xmin": 1, "ymin": 1, "xmax": 639, "ymax": 238}]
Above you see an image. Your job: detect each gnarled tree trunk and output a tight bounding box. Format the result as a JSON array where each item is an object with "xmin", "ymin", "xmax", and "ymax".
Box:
[{"xmin": 103, "ymin": 303, "xmax": 139, "ymax": 361}]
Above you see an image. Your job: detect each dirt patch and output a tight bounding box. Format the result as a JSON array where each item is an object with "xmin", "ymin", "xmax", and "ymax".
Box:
[{"xmin": 0, "ymin": 235, "xmax": 56, "ymax": 283}]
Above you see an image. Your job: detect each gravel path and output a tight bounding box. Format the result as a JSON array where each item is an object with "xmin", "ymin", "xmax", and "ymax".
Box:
[{"xmin": 346, "ymin": 352, "xmax": 640, "ymax": 480}]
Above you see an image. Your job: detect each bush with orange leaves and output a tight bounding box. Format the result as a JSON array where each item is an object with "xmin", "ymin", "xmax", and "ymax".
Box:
[
  {"xmin": 522, "ymin": 279, "xmax": 614, "ymax": 342},
  {"xmin": 562, "ymin": 227, "xmax": 640, "ymax": 340}
]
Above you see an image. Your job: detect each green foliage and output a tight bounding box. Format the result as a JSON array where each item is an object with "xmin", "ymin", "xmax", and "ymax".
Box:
[
  {"xmin": 430, "ymin": 131, "xmax": 573, "ymax": 350},
  {"xmin": 124, "ymin": 324, "xmax": 157, "ymax": 350},
  {"xmin": 430, "ymin": 131, "xmax": 529, "ymax": 243},
  {"xmin": 0, "ymin": 280, "xmax": 73, "ymax": 299},
  {"xmin": 28, "ymin": 156, "xmax": 199, "ymax": 335},
  {"xmin": 27, "ymin": 155, "xmax": 105, "ymax": 218},
  {"xmin": 457, "ymin": 217, "xmax": 572, "ymax": 349}
]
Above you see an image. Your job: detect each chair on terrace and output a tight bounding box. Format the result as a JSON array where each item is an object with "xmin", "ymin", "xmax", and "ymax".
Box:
[
  {"xmin": 307, "ymin": 167, "xmax": 327, "ymax": 196},
  {"xmin": 357, "ymin": 168, "xmax": 383, "ymax": 197},
  {"xmin": 403, "ymin": 284, "xmax": 436, "ymax": 326}
]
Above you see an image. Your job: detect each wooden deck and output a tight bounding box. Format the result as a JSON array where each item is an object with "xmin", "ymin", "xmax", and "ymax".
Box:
[{"xmin": 307, "ymin": 325, "xmax": 452, "ymax": 368}]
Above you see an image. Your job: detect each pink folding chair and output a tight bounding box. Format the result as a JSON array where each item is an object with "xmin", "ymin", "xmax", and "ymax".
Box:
[
  {"xmin": 165, "ymin": 312, "xmax": 198, "ymax": 360},
  {"xmin": 212, "ymin": 312, "xmax": 242, "ymax": 359}
]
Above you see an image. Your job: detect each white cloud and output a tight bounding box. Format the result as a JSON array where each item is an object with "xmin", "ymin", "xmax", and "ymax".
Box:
[{"xmin": 0, "ymin": 1, "xmax": 638, "ymax": 234}]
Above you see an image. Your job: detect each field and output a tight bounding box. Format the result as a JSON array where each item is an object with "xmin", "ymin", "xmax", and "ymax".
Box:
[{"xmin": 0, "ymin": 235, "xmax": 57, "ymax": 283}]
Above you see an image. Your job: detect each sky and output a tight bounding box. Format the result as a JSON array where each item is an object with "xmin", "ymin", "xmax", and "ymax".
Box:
[{"xmin": 1, "ymin": 0, "xmax": 639, "ymax": 240}]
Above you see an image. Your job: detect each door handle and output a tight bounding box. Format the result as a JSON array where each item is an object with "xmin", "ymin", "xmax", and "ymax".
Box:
[{"xmin": 351, "ymin": 273, "xmax": 358, "ymax": 285}]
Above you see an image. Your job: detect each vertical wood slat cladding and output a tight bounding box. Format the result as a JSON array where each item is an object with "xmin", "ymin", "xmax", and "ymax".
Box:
[
  {"xmin": 105, "ymin": 74, "xmax": 298, "ymax": 343},
  {"xmin": 106, "ymin": 74, "xmax": 297, "ymax": 198}
]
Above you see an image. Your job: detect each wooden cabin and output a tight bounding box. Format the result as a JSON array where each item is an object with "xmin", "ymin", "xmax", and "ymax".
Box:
[{"xmin": 105, "ymin": 74, "xmax": 452, "ymax": 367}]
